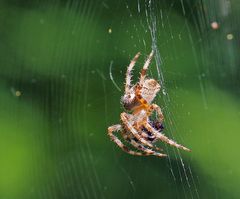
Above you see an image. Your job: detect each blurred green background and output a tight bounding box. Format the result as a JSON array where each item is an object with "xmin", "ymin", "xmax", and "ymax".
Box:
[{"xmin": 0, "ymin": 0, "xmax": 239, "ymax": 198}]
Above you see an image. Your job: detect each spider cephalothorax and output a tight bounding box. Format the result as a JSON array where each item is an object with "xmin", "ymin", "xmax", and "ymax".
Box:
[{"xmin": 108, "ymin": 51, "xmax": 190, "ymax": 157}]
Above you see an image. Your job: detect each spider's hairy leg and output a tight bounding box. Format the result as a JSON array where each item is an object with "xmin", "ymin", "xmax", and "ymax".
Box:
[
  {"xmin": 139, "ymin": 130, "xmax": 163, "ymax": 151},
  {"xmin": 125, "ymin": 52, "xmax": 141, "ymax": 93},
  {"xmin": 120, "ymin": 112, "xmax": 155, "ymax": 149},
  {"xmin": 139, "ymin": 50, "xmax": 154, "ymax": 86},
  {"xmin": 148, "ymin": 103, "xmax": 164, "ymax": 123},
  {"xmin": 144, "ymin": 123, "xmax": 191, "ymax": 152},
  {"xmin": 124, "ymin": 129, "xmax": 163, "ymax": 152},
  {"xmin": 108, "ymin": 124, "xmax": 144, "ymax": 156},
  {"xmin": 123, "ymin": 134, "xmax": 166, "ymax": 157},
  {"xmin": 122, "ymin": 110, "xmax": 162, "ymax": 152},
  {"xmin": 131, "ymin": 139, "xmax": 167, "ymax": 157}
]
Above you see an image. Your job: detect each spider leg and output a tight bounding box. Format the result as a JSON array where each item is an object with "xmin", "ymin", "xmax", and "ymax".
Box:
[
  {"xmin": 120, "ymin": 112, "xmax": 155, "ymax": 149},
  {"xmin": 139, "ymin": 50, "xmax": 154, "ymax": 86},
  {"xmin": 149, "ymin": 103, "xmax": 164, "ymax": 123},
  {"xmin": 134, "ymin": 51, "xmax": 155, "ymax": 108},
  {"xmin": 108, "ymin": 124, "xmax": 144, "ymax": 156},
  {"xmin": 125, "ymin": 52, "xmax": 141, "ymax": 93},
  {"xmin": 123, "ymin": 134, "xmax": 166, "ymax": 157},
  {"xmin": 140, "ymin": 131, "xmax": 163, "ymax": 151},
  {"xmin": 143, "ymin": 123, "xmax": 191, "ymax": 152},
  {"xmin": 140, "ymin": 130, "xmax": 157, "ymax": 143},
  {"xmin": 124, "ymin": 128, "xmax": 163, "ymax": 151}
]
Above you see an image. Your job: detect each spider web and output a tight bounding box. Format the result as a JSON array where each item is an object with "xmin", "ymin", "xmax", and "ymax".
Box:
[
  {"xmin": 1, "ymin": 0, "xmax": 239, "ymax": 199},
  {"xmin": 106, "ymin": 0, "xmax": 239, "ymax": 199},
  {"xmin": 106, "ymin": 1, "xmax": 200, "ymax": 198}
]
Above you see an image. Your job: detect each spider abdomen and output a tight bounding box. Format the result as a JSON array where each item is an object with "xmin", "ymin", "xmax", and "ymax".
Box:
[{"xmin": 141, "ymin": 79, "xmax": 160, "ymax": 103}]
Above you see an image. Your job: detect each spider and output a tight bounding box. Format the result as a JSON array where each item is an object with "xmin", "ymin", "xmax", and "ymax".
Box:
[{"xmin": 107, "ymin": 51, "xmax": 191, "ymax": 157}]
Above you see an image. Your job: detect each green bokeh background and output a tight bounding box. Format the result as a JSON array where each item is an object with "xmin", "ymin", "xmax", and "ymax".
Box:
[{"xmin": 0, "ymin": 0, "xmax": 239, "ymax": 198}]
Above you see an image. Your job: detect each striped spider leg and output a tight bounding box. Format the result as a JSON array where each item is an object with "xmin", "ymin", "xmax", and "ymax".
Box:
[
  {"xmin": 107, "ymin": 124, "xmax": 166, "ymax": 157},
  {"xmin": 143, "ymin": 122, "xmax": 191, "ymax": 152},
  {"xmin": 120, "ymin": 112, "xmax": 165, "ymax": 155}
]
